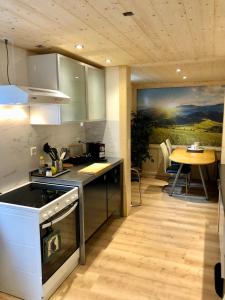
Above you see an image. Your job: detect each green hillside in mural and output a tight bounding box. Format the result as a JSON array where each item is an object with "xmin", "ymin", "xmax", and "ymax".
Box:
[
  {"xmin": 151, "ymin": 119, "xmax": 222, "ymax": 146},
  {"xmin": 137, "ymin": 86, "xmax": 224, "ymax": 146}
]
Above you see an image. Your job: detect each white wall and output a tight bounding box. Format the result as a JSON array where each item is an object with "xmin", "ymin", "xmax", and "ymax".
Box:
[
  {"xmin": 103, "ymin": 67, "xmax": 120, "ymax": 157},
  {"xmin": 0, "ymin": 41, "xmax": 28, "ymax": 85},
  {"xmin": 221, "ymin": 93, "xmax": 225, "ymax": 163},
  {"xmin": 0, "ymin": 43, "xmax": 85, "ymax": 192}
]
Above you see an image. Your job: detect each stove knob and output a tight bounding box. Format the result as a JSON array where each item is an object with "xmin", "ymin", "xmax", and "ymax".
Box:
[
  {"xmin": 42, "ymin": 213, "xmax": 48, "ymax": 220},
  {"xmin": 48, "ymin": 210, "xmax": 53, "ymax": 217},
  {"xmin": 54, "ymin": 206, "xmax": 59, "ymax": 212},
  {"xmin": 65, "ymin": 199, "xmax": 70, "ymax": 204}
]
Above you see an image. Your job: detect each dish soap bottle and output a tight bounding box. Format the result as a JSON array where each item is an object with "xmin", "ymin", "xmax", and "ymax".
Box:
[{"xmin": 39, "ymin": 156, "xmax": 45, "ymax": 175}]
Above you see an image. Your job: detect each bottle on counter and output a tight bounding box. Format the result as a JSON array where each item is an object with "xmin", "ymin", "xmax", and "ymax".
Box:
[
  {"xmin": 39, "ymin": 156, "xmax": 45, "ymax": 175},
  {"xmin": 51, "ymin": 160, "xmax": 58, "ymax": 174}
]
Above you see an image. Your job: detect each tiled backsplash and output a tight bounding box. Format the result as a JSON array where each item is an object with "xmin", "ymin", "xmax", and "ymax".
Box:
[
  {"xmin": 0, "ymin": 106, "xmax": 85, "ymax": 192},
  {"xmin": 0, "ymin": 111, "xmax": 117, "ymax": 192},
  {"xmin": 84, "ymin": 121, "xmax": 120, "ymax": 157},
  {"xmin": 84, "ymin": 121, "xmax": 106, "ymax": 142}
]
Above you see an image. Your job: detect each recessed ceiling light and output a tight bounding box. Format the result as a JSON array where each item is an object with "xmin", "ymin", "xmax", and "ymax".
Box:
[
  {"xmin": 35, "ymin": 44, "xmax": 45, "ymax": 48},
  {"xmin": 75, "ymin": 43, "xmax": 84, "ymax": 49},
  {"xmin": 105, "ymin": 58, "xmax": 112, "ymax": 64},
  {"xmin": 123, "ymin": 11, "xmax": 134, "ymax": 16},
  {"xmin": 75, "ymin": 76, "xmax": 79, "ymax": 79},
  {"xmin": 183, "ymin": 75, "xmax": 187, "ymax": 79},
  {"xmin": 176, "ymin": 68, "xmax": 181, "ymax": 73}
]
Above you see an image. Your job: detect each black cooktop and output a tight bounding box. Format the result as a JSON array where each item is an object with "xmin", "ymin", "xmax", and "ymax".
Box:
[{"xmin": 0, "ymin": 183, "xmax": 72, "ymax": 208}]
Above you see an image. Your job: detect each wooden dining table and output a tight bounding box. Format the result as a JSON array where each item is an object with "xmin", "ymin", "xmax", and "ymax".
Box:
[{"xmin": 169, "ymin": 148, "xmax": 216, "ymax": 200}]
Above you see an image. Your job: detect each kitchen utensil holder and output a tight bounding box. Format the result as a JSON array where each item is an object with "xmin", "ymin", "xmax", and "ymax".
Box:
[{"xmin": 52, "ymin": 160, "xmax": 63, "ymax": 172}]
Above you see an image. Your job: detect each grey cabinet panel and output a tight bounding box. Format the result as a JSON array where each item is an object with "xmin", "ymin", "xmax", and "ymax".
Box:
[
  {"xmin": 83, "ymin": 163, "xmax": 122, "ymax": 241},
  {"xmin": 28, "ymin": 53, "xmax": 105, "ymax": 124},
  {"xmin": 28, "ymin": 54, "xmax": 58, "ymax": 90},
  {"xmin": 83, "ymin": 175, "xmax": 107, "ymax": 241},
  {"xmin": 58, "ymin": 56, "xmax": 86, "ymax": 122},
  {"xmin": 107, "ymin": 165, "xmax": 122, "ymax": 217},
  {"xmin": 86, "ymin": 67, "xmax": 106, "ymax": 121}
]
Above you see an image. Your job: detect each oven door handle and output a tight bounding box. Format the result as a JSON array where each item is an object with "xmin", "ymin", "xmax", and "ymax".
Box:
[{"xmin": 42, "ymin": 201, "xmax": 78, "ymax": 229}]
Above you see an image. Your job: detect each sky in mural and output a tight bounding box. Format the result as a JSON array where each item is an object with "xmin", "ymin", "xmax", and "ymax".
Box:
[{"xmin": 138, "ymin": 85, "xmax": 224, "ymax": 108}]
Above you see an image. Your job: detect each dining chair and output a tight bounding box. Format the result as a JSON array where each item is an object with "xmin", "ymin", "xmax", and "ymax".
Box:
[
  {"xmin": 160, "ymin": 142, "xmax": 191, "ymax": 195},
  {"xmin": 165, "ymin": 138, "xmax": 181, "ymax": 167},
  {"xmin": 131, "ymin": 168, "xmax": 142, "ymax": 207},
  {"xmin": 165, "ymin": 138, "xmax": 173, "ymax": 155}
]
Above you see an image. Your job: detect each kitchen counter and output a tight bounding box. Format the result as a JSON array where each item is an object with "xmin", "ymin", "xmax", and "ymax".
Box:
[
  {"xmin": 31, "ymin": 157, "xmax": 123, "ymax": 186},
  {"xmin": 31, "ymin": 157, "xmax": 123, "ymax": 265}
]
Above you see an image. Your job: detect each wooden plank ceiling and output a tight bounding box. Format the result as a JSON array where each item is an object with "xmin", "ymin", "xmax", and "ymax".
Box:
[{"xmin": 0, "ymin": 0, "xmax": 225, "ymax": 84}]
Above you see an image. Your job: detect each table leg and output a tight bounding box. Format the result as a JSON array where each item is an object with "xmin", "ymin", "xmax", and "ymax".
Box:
[
  {"xmin": 205, "ymin": 165, "xmax": 210, "ymax": 181},
  {"xmin": 198, "ymin": 165, "xmax": 209, "ymax": 200},
  {"xmin": 169, "ymin": 163, "xmax": 183, "ymax": 196}
]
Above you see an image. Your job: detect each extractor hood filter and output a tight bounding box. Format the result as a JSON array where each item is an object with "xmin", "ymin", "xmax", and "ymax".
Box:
[
  {"xmin": 0, "ymin": 85, "xmax": 28, "ymax": 105},
  {"xmin": 0, "ymin": 85, "xmax": 70, "ymax": 105}
]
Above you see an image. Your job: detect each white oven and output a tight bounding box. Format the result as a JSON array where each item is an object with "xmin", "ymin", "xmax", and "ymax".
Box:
[{"xmin": 0, "ymin": 182, "xmax": 79, "ymax": 300}]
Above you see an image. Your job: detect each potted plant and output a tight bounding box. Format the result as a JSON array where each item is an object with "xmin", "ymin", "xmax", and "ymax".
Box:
[{"xmin": 131, "ymin": 111, "xmax": 152, "ymax": 171}]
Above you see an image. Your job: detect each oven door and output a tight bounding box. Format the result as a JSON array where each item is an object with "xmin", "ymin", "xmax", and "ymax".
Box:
[{"xmin": 40, "ymin": 200, "xmax": 79, "ymax": 284}]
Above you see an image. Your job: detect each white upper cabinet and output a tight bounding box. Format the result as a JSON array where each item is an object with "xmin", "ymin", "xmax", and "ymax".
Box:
[
  {"xmin": 58, "ymin": 55, "xmax": 86, "ymax": 122},
  {"xmin": 28, "ymin": 53, "xmax": 105, "ymax": 124},
  {"xmin": 28, "ymin": 54, "xmax": 58, "ymax": 90},
  {"xmin": 86, "ymin": 66, "xmax": 106, "ymax": 121}
]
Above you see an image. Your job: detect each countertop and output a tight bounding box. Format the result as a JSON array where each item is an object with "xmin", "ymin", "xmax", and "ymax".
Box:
[{"xmin": 31, "ymin": 157, "xmax": 123, "ymax": 187}]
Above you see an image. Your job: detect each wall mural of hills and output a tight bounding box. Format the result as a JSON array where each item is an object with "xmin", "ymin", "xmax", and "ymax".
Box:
[{"xmin": 137, "ymin": 86, "xmax": 224, "ymax": 146}]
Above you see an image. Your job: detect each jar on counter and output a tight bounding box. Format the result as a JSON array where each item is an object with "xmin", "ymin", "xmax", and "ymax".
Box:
[
  {"xmin": 58, "ymin": 160, "xmax": 63, "ymax": 172},
  {"xmin": 46, "ymin": 167, "xmax": 52, "ymax": 177}
]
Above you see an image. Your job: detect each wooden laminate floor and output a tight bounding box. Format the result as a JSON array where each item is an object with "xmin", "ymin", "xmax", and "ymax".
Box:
[{"xmin": 0, "ymin": 177, "xmax": 220, "ymax": 300}]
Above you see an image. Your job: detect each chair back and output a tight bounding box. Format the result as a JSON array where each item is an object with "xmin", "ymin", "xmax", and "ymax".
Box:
[
  {"xmin": 165, "ymin": 138, "xmax": 172, "ymax": 155},
  {"xmin": 160, "ymin": 142, "xmax": 170, "ymax": 173}
]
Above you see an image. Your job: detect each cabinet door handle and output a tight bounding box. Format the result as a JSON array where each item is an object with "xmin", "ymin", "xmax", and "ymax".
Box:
[{"xmin": 104, "ymin": 175, "xmax": 107, "ymax": 180}]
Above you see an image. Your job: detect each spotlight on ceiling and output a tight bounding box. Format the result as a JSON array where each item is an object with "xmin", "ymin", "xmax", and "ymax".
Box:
[{"xmin": 75, "ymin": 43, "xmax": 84, "ymax": 49}]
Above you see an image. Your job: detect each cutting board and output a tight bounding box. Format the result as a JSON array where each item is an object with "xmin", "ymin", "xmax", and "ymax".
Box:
[{"xmin": 78, "ymin": 163, "xmax": 111, "ymax": 175}]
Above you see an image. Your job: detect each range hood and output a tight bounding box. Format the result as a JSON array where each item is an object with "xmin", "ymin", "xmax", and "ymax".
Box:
[{"xmin": 0, "ymin": 85, "xmax": 71, "ymax": 105}]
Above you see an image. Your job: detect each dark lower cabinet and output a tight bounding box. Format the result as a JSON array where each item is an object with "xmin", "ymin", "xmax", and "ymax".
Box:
[
  {"xmin": 83, "ymin": 163, "xmax": 123, "ymax": 241},
  {"xmin": 83, "ymin": 174, "xmax": 107, "ymax": 241},
  {"xmin": 107, "ymin": 164, "xmax": 122, "ymax": 217}
]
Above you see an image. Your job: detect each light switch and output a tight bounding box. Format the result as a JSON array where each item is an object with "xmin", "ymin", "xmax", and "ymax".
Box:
[{"xmin": 30, "ymin": 146, "xmax": 37, "ymax": 156}]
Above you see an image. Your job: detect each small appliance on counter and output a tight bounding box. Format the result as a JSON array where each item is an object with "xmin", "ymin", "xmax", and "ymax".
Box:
[
  {"xmin": 86, "ymin": 142, "xmax": 106, "ymax": 161},
  {"xmin": 78, "ymin": 141, "xmax": 106, "ymax": 161},
  {"xmin": 63, "ymin": 141, "xmax": 107, "ymax": 166},
  {"xmin": 63, "ymin": 155, "xmax": 93, "ymax": 166}
]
